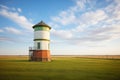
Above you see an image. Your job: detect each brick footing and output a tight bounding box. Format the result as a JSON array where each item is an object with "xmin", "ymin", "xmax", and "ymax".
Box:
[{"xmin": 30, "ymin": 50, "xmax": 51, "ymax": 62}]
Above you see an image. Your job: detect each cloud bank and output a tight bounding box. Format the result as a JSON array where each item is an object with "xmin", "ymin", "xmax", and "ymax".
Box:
[
  {"xmin": 50, "ymin": 0, "xmax": 120, "ymax": 44},
  {"xmin": 0, "ymin": 5, "xmax": 33, "ymax": 42},
  {"xmin": 0, "ymin": 5, "xmax": 33, "ymax": 31}
]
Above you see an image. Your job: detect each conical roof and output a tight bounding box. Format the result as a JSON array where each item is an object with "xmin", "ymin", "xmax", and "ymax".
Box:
[{"xmin": 33, "ymin": 21, "xmax": 51, "ymax": 29}]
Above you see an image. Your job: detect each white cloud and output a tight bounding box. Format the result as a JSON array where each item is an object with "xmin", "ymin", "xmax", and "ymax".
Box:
[
  {"xmin": 0, "ymin": 29, "xmax": 4, "ymax": 32},
  {"xmin": 51, "ymin": 0, "xmax": 87, "ymax": 26},
  {"xmin": 79, "ymin": 10, "xmax": 107, "ymax": 26},
  {"xmin": 48, "ymin": 22, "xmax": 60, "ymax": 28},
  {"xmin": 5, "ymin": 27, "xmax": 22, "ymax": 34},
  {"xmin": 52, "ymin": 11, "xmax": 76, "ymax": 25},
  {"xmin": 114, "ymin": 0, "xmax": 120, "ymax": 4},
  {"xmin": 0, "ymin": 5, "xmax": 33, "ymax": 31},
  {"xmin": 17, "ymin": 8, "xmax": 22, "ymax": 12},
  {"xmin": 50, "ymin": 0, "xmax": 107, "ymax": 28},
  {"xmin": 0, "ymin": 5, "xmax": 9, "ymax": 10},
  {"xmin": 0, "ymin": 36, "xmax": 14, "ymax": 42},
  {"xmin": 51, "ymin": 29, "xmax": 73, "ymax": 39},
  {"xmin": 50, "ymin": 0, "xmax": 120, "ymax": 45},
  {"xmin": 74, "ymin": 23, "xmax": 120, "ymax": 43},
  {"xmin": 105, "ymin": 0, "xmax": 120, "ymax": 22},
  {"xmin": 12, "ymin": 7, "xmax": 16, "ymax": 11},
  {"xmin": 51, "ymin": 0, "xmax": 93, "ymax": 26},
  {"xmin": 76, "ymin": 0, "xmax": 87, "ymax": 9}
]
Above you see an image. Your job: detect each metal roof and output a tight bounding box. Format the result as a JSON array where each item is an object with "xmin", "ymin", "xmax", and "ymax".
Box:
[{"xmin": 33, "ymin": 21, "xmax": 51, "ymax": 29}]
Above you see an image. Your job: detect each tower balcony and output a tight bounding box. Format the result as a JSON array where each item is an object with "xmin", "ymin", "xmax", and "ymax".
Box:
[{"xmin": 29, "ymin": 47, "xmax": 37, "ymax": 50}]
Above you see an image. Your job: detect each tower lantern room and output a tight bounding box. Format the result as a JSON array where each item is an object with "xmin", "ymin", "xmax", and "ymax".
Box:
[{"xmin": 29, "ymin": 21, "xmax": 51, "ymax": 62}]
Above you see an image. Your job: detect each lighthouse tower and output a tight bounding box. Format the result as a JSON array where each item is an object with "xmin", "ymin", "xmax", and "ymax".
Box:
[{"xmin": 30, "ymin": 21, "xmax": 51, "ymax": 62}]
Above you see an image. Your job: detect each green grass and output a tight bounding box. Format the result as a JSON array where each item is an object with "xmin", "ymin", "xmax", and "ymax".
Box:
[{"xmin": 0, "ymin": 56, "xmax": 120, "ymax": 80}]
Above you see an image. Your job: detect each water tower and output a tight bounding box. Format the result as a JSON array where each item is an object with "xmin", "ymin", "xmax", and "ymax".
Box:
[{"xmin": 29, "ymin": 21, "xmax": 51, "ymax": 62}]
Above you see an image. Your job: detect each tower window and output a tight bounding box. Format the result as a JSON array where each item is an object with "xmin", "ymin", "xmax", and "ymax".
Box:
[{"xmin": 37, "ymin": 42, "xmax": 40, "ymax": 49}]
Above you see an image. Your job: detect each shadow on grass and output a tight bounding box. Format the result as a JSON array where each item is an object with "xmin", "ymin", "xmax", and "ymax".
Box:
[
  {"xmin": 0, "ymin": 60, "xmax": 29, "ymax": 62},
  {"xmin": 0, "ymin": 60, "xmax": 56, "ymax": 62}
]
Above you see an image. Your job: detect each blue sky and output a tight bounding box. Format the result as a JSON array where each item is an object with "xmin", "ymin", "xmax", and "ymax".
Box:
[{"xmin": 0, "ymin": 0, "xmax": 120, "ymax": 55}]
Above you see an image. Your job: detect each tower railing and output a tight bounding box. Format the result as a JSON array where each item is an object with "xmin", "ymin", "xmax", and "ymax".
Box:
[
  {"xmin": 29, "ymin": 47, "xmax": 38, "ymax": 61},
  {"xmin": 29, "ymin": 47, "xmax": 38, "ymax": 50}
]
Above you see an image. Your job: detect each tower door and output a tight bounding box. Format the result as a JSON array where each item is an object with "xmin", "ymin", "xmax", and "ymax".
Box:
[{"xmin": 37, "ymin": 42, "xmax": 40, "ymax": 49}]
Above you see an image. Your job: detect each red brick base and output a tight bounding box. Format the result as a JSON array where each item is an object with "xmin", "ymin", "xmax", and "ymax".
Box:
[{"xmin": 30, "ymin": 50, "xmax": 51, "ymax": 62}]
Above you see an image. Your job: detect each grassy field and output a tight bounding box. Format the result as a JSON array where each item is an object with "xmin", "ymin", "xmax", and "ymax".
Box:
[{"xmin": 0, "ymin": 56, "xmax": 120, "ymax": 80}]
